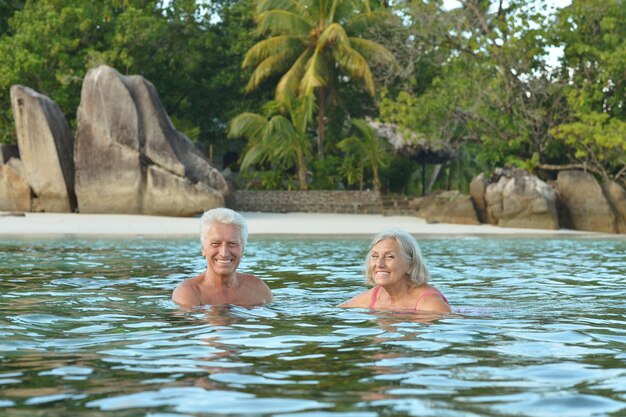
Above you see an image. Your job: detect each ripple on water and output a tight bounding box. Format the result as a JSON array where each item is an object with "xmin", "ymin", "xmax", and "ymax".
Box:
[
  {"xmin": 0, "ymin": 236, "xmax": 624, "ymax": 416},
  {"xmin": 87, "ymin": 387, "xmax": 331, "ymax": 414}
]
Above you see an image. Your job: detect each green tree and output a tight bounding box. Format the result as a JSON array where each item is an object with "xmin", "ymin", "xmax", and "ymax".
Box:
[
  {"xmin": 547, "ymin": 0, "xmax": 626, "ymax": 183},
  {"xmin": 337, "ymin": 118, "xmax": 390, "ymax": 191},
  {"xmin": 0, "ymin": 0, "xmax": 268, "ymax": 163},
  {"xmin": 551, "ymin": 111, "xmax": 626, "ymax": 182},
  {"xmin": 378, "ymin": 0, "xmax": 568, "ymax": 184},
  {"xmin": 242, "ymin": 0, "xmax": 396, "ymax": 159},
  {"xmin": 0, "ymin": 0, "xmax": 23, "ymax": 36},
  {"xmin": 228, "ymin": 95, "xmax": 315, "ymax": 190}
]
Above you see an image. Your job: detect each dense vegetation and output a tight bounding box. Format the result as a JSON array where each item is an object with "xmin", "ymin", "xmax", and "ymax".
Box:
[{"xmin": 1, "ymin": 0, "xmax": 624, "ymax": 194}]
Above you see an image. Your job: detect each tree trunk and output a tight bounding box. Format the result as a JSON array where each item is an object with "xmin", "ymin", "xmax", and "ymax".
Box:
[
  {"xmin": 426, "ymin": 164, "xmax": 442, "ymax": 194},
  {"xmin": 372, "ymin": 164, "xmax": 380, "ymax": 192},
  {"xmin": 316, "ymin": 88, "xmax": 326, "ymax": 160},
  {"xmin": 296, "ymin": 150, "xmax": 308, "ymax": 190}
]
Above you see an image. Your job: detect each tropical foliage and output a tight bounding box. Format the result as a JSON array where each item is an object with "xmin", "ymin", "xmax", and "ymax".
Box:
[
  {"xmin": 227, "ymin": 95, "xmax": 315, "ymax": 190},
  {"xmin": 242, "ymin": 0, "xmax": 396, "ymax": 159},
  {"xmin": 337, "ymin": 118, "xmax": 390, "ymax": 191},
  {"xmin": 0, "ymin": 0, "xmax": 625, "ymax": 193}
]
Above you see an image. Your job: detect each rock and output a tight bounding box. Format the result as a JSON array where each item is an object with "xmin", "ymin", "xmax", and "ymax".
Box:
[
  {"xmin": 74, "ymin": 65, "xmax": 227, "ymax": 216},
  {"xmin": 602, "ymin": 180, "xmax": 626, "ymax": 234},
  {"xmin": 469, "ymin": 173, "xmax": 488, "ymax": 223},
  {"xmin": 0, "ymin": 158, "xmax": 32, "ymax": 212},
  {"xmin": 415, "ymin": 190, "xmax": 480, "ymax": 225},
  {"xmin": 557, "ymin": 170, "xmax": 616, "ymax": 233},
  {"xmin": 485, "ymin": 169, "xmax": 559, "ymax": 229},
  {"xmin": 10, "ymin": 85, "xmax": 76, "ymax": 212}
]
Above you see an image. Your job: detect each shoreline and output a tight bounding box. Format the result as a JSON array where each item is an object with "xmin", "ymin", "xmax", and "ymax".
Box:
[{"xmin": 0, "ymin": 211, "xmax": 610, "ymax": 238}]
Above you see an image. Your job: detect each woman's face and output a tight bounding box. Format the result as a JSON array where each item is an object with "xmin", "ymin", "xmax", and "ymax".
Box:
[{"xmin": 369, "ymin": 238, "xmax": 411, "ymax": 286}]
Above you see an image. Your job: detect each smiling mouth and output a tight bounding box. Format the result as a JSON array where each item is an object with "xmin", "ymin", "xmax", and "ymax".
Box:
[{"xmin": 215, "ymin": 259, "xmax": 233, "ymax": 264}]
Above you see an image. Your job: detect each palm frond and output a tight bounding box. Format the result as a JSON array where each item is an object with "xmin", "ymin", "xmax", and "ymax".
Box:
[
  {"xmin": 266, "ymin": 114, "xmax": 299, "ymax": 141},
  {"xmin": 300, "ymin": 50, "xmax": 331, "ymax": 95},
  {"xmin": 318, "ymin": 22, "xmax": 349, "ymax": 49},
  {"xmin": 276, "ymin": 49, "xmax": 311, "ymax": 103},
  {"xmin": 245, "ymin": 53, "xmax": 294, "ymax": 92},
  {"xmin": 255, "ymin": 10, "xmax": 312, "ymax": 36},
  {"xmin": 227, "ymin": 113, "xmax": 268, "ymax": 142},
  {"xmin": 333, "ymin": 0, "xmax": 369, "ymax": 22},
  {"xmin": 344, "ymin": 10, "xmax": 390, "ymax": 34},
  {"xmin": 334, "ymin": 47, "xmax": 375, "ymax": 95},
  {"xmin": 242, "ymin": 35, "xmax": 304, "ymax": 69},
  {"xmin": 257, "ymin": 0, "xmax": 311, "ymax": 20},
  {"xmin": 349, "ymin": 37, "xmax": 397, "ymax": 68},
  {"xmin": 240, "ymin": 144, "xmax": 268, "ymax": 170},
  {"xmin": 292, "ymin": 94, "xmax": 316, "ymax": 133}
]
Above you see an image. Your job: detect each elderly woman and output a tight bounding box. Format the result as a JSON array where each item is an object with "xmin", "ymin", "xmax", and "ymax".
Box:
[{"xmin": 339, "ymin": 229, "xmax": 451, "ymax": 314}]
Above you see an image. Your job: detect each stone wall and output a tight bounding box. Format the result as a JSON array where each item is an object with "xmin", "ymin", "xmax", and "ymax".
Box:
[{"xmin": 230, "ymin": 190, "xmax": 382, "ymax": 214}]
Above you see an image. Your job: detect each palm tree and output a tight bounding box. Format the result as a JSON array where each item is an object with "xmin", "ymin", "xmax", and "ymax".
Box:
[
  {"xmin": 337, "ymin": 118, "xmax": 390, "ymax": 191},
  {"xmin": 243, "ymin": 0, "xmax": 396, "ymax": 159},
  {"xmin": 228, "ymin": 95, "xmax": 315, "ymax": 190}
]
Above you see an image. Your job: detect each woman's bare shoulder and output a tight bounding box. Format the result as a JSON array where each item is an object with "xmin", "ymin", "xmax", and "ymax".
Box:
[{"xmin": 338, "ymin": 287, "xmax": 374, "ymax": 308}]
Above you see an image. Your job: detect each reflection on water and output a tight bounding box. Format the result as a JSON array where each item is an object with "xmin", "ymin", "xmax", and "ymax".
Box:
[{"xmin": 0, "ymin": 236, "xmax": 625, "ymax": 416}]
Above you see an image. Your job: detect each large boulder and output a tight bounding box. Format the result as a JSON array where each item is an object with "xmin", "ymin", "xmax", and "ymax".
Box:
[
  {"xmin": 0, "ymin": 157, "xmax": 32, "ymax": 212},
  {"xmin": 74, "ymin": 65, "xmax": 228, "ymax": 216},
  {"xmin": 415, "ymin": 190, "xmax": 480, "ymax": 225},
  {"xmin": 485, "ymin": 168, "xmax": 559, "ymax": 229},
  {"xmin": 469, "ymin": 173, "xmax": 488, "ymax": 223},
  {"xmin": 556, "ymin": 170, "xmax": 616, "ymax": 233},
  {"xmin": 602, "ymin": 180, "xmax": 626, "ymax": 234},
  {"xmin": 10, "ymin": 85, "xmax": 76, "ymax": 212}
]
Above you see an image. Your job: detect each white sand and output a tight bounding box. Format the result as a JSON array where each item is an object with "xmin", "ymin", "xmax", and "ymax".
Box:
[{"xmin": 0, "ymin": 211, "xmax": 598, "ymax": 237}]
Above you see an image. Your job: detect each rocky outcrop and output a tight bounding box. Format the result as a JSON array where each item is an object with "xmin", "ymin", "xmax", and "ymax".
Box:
[
  {"xmin": 74, "ymin": 65, "xmax": 227, "ymax": 216},
  {"xmin": 556, "ymin": 170, "xmax": 616, "ymax": 233},
  {"xmin": 469, "ymin": 173, "xmax": 488, "ymax": 223},
  {"xmin": 481, "ymin": 168, "xmax": 559, "ymax": 229},
  {"xmin": 10, "ymin": 85, "xmax": 76, "ymax": 212},
  {"xmin": 602, "ymin": 180, "xmax": 626, "ymax": 233},
  {"xmin": 415, "ymin": 190, "xmax": 479, "ymax": 224},
  {"xmin": 0, "ymin": 157, "xmax": 31, "ymax": 212}
]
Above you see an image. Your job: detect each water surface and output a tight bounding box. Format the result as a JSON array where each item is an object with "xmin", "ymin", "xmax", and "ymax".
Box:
[{"xmin": 0, "ymin": 236, "xmax": 625, "ymax": 416}]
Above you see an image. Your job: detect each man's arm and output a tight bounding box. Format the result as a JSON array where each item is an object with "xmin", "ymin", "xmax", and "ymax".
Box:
[{"xmin": 259, "ymin": 280, "xmax": 274, "ymax": 304}]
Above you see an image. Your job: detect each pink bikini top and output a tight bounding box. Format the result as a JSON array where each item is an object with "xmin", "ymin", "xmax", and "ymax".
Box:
[{"xmin": 369, "ymin": 286, "xmax": 449, "ymax": 310}]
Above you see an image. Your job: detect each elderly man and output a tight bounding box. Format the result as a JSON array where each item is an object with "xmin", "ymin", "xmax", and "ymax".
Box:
[{"xmin": 172, "ymin": 208, "xmax": 273, "ymax": 307}]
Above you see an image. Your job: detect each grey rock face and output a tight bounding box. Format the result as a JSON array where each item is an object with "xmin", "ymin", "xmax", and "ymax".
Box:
[
  {"xmin": 557, "ymin": 170, "xmax": 616, "ymax": 233},
  {"xmin": 74, "ymin": 65, "xmax": 227, "ymax": 216},
  {"xmin": 602, "ymin": 180, "xmax": 626, "ymax": 233},
  {"xmin": 0, "ymin": 158, "xmax": 31, "ymax": 212},
  {"xmin": 469, "ymin": 173, "xmax": 488, "ymax": 223},
  {"xmin": 484, "ymin": 169, "xmax": 559, "ymax": 230},
  {"xmin": 415, "ymin": 190, "xmax": 480, "ymax": 225},
  {"xmin": 10, "ymin": 85, "xmax": 76, "ymax": 212}
]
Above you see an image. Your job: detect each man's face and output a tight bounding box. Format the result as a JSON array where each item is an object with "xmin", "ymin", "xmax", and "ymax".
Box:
[{"xmin": 202, "ymin": 223, "xmax": 243, "ymax": 277}]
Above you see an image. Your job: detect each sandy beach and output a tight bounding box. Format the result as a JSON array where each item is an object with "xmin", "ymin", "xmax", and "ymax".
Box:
[{"xmin": 0, "ymin": 211, "xmax": 599, "ymax": 237}]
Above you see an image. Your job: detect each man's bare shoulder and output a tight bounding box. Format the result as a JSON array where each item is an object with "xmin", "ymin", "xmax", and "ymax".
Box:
[
  {"xmin": 238, "ymin": 272, "xmax": 274, "ymax": 303},
  {"xmin": 172, "ymin": 274, "xmax": 203, "ymax": 307}
]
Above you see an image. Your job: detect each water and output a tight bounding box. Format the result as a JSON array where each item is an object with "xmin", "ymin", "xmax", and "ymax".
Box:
[{"xmin": 0, "ymin": 235, "xmax": 625, "ymax": 416}]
